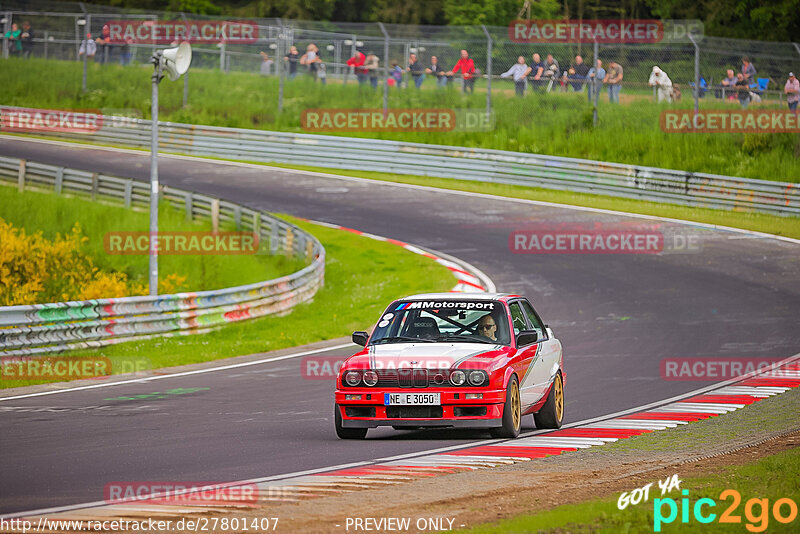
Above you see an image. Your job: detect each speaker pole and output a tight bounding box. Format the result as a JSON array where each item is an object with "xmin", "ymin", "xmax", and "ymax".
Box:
[{"xmin": 149, "ymin": 51, "xmax": 162, "ymax": 296}]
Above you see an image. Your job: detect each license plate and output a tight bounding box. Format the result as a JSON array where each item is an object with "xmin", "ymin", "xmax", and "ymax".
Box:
[{"xmin": 384, "ymin": 393, "xmax": 441, "ymax": 406}]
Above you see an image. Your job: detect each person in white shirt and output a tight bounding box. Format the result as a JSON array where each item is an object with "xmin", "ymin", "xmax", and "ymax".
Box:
[
  {"xmin": 648, "ymin": 65, "xmax": 673, "ymax": 103},
  {"xmin": 78, "ymin": 33, "xmax": 96, "ymax": 59},
  {"xmin": 500, "ymin": 56, "xmax": 531, "ymax": 97}
]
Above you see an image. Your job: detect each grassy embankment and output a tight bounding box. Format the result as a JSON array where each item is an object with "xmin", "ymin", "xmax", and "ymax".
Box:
[{"xmin": 1, "ymin": 56, "xmax": 798, "ymax": 183}]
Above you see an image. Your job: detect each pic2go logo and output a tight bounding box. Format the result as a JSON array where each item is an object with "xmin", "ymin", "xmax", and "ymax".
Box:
[{"xmin": 654, "ymin": 489, "xmax": 798, "ymax": 532}]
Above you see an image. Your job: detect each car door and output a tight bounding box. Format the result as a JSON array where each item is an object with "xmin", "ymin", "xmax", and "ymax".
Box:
[
  {"xmin": 520, "ymin": 299, "xmax": 561, "ymax": 406},
  {"xmin": 508, "ymin": 300, "xmax": 540, "ymax": 409}
]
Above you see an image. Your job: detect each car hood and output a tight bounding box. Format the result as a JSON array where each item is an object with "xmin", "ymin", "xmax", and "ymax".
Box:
[{"xmin": 346, "ymin": 342, "xmax": 508, "ymax": 370}]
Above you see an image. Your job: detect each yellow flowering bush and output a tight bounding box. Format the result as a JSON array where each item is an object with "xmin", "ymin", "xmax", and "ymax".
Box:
[{"xmin": 0, "ymin": 218, "xmax": 186, "ymax": 305}]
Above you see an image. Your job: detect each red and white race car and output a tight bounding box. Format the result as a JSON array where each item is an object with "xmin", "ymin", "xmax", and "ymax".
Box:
[{"xmin": 334, "ymin": 293, "xmax": 564, "ymax": 439}]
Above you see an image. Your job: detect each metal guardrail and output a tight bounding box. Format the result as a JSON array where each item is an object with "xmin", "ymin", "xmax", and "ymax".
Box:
[
  {"xmin": 3, "ymin": 107, "xmax": 798, "ymax": 216},
  {"xmin": 0, "ymin": 155, "xmax": 325, "ymax": 356}
]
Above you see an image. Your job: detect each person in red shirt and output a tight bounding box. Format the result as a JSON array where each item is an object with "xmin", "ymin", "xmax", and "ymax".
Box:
[
  {"xmin": 346, "ymin": 50, "xmax": 369, "ymax": 85},
  {"xmin": 448, "ymin": 49, "xmax": 477, "ymax": 94}
]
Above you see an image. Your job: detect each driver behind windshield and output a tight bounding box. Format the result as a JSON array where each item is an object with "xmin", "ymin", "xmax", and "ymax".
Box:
[{"xmin": 476, "ymin": 313, "xmax": 498, "ymax": 341}]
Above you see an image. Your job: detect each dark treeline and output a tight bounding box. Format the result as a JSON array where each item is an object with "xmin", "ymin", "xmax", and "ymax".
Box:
[{"xmin": 62, "ymin": 0, "xmax": 799, "ymax": 42}]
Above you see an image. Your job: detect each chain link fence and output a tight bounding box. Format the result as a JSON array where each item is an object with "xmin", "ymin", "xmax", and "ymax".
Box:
[{"xmin": 2, "ymin": 2, "xmax": 800, "ymax": 118}]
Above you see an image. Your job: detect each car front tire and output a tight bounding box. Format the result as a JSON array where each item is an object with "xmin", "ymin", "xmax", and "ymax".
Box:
[
  {"xmin": 335, "ymin": 404, "xmax": 368, "ymax": 439},
  {"xmin": 490, "ymin": 375, "xmax": 521, "ymax": 438}
]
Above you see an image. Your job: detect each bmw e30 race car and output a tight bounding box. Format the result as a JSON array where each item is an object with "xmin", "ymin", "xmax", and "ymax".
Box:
[{"xmin": 334, "ymin": 293, "xmax": 564, "ymax": 439}]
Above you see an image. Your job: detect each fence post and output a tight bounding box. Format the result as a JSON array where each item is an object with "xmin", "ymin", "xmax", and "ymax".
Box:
[
  {"xmin": 124, "ymin": 180, "xmax": 132, "ymax": 207},
  {"xmin": 81, "ymin": 14, "xmax": 91, "ymax": 92},
  {"xmin": 17, "ymin": 160, "xmax": 26, "ymax": 192},
  {"xmin": 2, "ymin": 12, "xmax": 10, "ymax": 60},
  {"xmin": 592, "ymin": 38, "xmax": 599, "ymax": 127},
  {"xmin": 277, "ymin": 21, "xmax": 285, "ymax": 113},
  {"xmin": 211, "ymin": 199, "xmax": 220, "ymax": 232},
  {"xmin": 689, "ymin": 33, "xmax": 700, "ymax": 117},
  {"xmin": 482, "ymin": 25, "xmax": 492, "ymax": 119},
  {"xmin": 184, "ymin": 191, "xmax": 192, "ymax": 220},
  {"xmin": 55, "ymin": 167, "xmax": 64, "ymax": 194},
  {"xmin": 181, "ymin": 13, "xmax": 189, "ymax": 107},
  {"xmin": 44, "ymin": 30, "xmax": 49, "ymax": 59},
  {"xmin": 381, "ymin": 24, "xmax": 390, "ymax": 113}
]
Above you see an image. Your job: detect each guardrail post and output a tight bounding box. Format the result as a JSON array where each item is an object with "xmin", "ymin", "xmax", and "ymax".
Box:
[
  {"xmin": 124, "ymin": 180, "xmax": 133, "ymax": 208},
  {"xmin": 270, "ymin": 223, "xmax": 279, "ymax": 255},
  {"xmin": 17, "ymin": 160, "xmax": 26, "ymax": 192},
  {"xmin": 91, "ymin": 172, "xmax": 98, "ymax": 200},
  {"xmin": 184, "ymin": 192, "xmax": 193, "ymax": 221},
  {"xmin": 306, "ymin": 239, "xmax": 313, "ymax": 261},
  {"xmin": 233, "ymin": 205, "xmax": 241, "ymax": 230},
  {"xmin": 211, "ymin": 199, "xmax": 220, "ymax": 232},
  {"xmin": 55, "ymin": 167, "xmax": 64, "ymax": 194},
  {"xmin": 285, "ymin": 226, "xmax": 294, "ymax": 256}
]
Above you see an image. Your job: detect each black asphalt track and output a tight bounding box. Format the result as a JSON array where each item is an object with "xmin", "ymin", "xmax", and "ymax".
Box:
[{"xmin": 1, "ymin": 137, "xmax": 799, "ymax": 514}]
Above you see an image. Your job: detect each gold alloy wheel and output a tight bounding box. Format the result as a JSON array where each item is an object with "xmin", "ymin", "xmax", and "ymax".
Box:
[
  {"xmin": 511, "ymin": 379, "xmax": 521, "ymax": 430},
  {"xmin": 554, "ymin": 374, "xmax": 564, "ymax": 422}
]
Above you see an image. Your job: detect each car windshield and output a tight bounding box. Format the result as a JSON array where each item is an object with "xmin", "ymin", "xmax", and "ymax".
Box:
[{"xmin": 370, "ymin": 300, "xmax": 510, "ymax": 346}]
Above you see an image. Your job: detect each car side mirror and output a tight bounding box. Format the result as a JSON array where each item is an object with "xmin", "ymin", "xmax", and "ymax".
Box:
[
  {"xmin": 516, "ymin": 330, "xmax": 538, "ymax": 347},
  {"xmin": 352, "ymin": 331, "xmax": 369, "ymax": 346}
]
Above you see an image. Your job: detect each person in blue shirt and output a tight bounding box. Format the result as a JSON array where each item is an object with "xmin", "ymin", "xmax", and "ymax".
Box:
[{"xmin": 587, "ymin": 59, "xmax": 606, "ymax": 102}]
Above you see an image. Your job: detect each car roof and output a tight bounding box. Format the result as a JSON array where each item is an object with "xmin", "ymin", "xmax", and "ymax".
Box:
[{"xmin": 401, "ymin": 292, "xmax": 518, "ymax": 301}]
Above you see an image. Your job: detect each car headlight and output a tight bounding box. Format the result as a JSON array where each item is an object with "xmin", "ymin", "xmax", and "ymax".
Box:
[
  {"xmin": 450, "ymin": 370, "xmax": 466, "ymax": 386},
  {"xmin": 468, "ymin": 370, "xmax": 486, "ymax": 386},
  {"xmin": 344, "ymin": 371, "xmax": 361, "ymax": 386},
  {"xmin": 363, "ymin": 370, "xmax": 378, "ymax": 386}
]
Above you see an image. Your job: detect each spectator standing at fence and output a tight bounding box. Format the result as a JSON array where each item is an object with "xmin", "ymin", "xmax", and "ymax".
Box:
[
  {"xmin": 565, "ymin": 55, "xmax": 588, "ymax": 91},
  {"xmin": 528, "ymin": 53, "xmax": 544, "ymax": 90},
  {"xmin": 407, "ymin": 53, "xmax": 425, "ymax": 89},
  {"xmin": 587, "ymin": 59, "xmax": 606, "ymax": 102},
  {"xmin": 735, "ymin": 72, "xmax": 751, "ymax": 108},
  {"xmin": 119, "ymin": 36, "xmax": 132, "ymax": 66},
  {"xmin": 604, "ymin": 61, "xmax": 623, "ymax": 103},
  {"xmin": 718, "ymin": 68, "xmax": 737, "ymax": 99},
  {"xmin": 20, "ymin": 21, "xmax": 34, "ymax": 59},
  {"xmin": 648, "ymin": 66, "xmax": 673, "ymax": 103},
  {"xmin": 79, "ymin": 32, "xmax": 96, "ymax": 60},
  {"xmin": 5, "ymin": 23, "xmax": 22, "ymax": 56},
  {"xmin": 387, "ymin": 60, "xmax": 404, "ymax": 87},
  {"xmin": 426, "ymin": 56, "xmax": 448, "ymax": 87},
  {"xmin": 95, "ymin": 25, "xmax": 113, "ymax": 64},
  {"xmin": 300, "ymin": 43, "xmax": 322, "ymax": 80},
  {"xmin": 284, "ymin": 46, "xmax": 300, "ymax": 79},
  {"xmin": 260, "ymin": 51, "xmax": 274, "ymax": 76},
  {"xmin": 542, "ymin": 54, "xmax": 559, "ymax": 90},
  {"xmin": 364, "ymin": 51, "xmax": 380, "ymax": 88},
  {"xmin": 449, "ymin": 49, "xmax": 477, "ymax": 94},
  {"xmin": 784, "ymin": 72, "xmax": 799, "ymax": 113},
  {"xmin": 500, "ymin": 56, "xmax": 530, "ymax": 97},
  {"xmin": 741, "ymin": 56, "xmax": 756, "ymax": 84},
  {"xmin": 346, "ymin": 49, "xmax": 368, "ymax": 85}
]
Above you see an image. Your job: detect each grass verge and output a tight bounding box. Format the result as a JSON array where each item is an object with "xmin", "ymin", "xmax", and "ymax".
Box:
[
  {"xmin": 465, "ymin": 447, "xmax": 800, "ymax": 533},
  {"xmin": 1, "ymin": 215, "xmax": 457, "ymax": 388},
  {"xmin": 1, "ymin": 57, "xmax": 798, "ymax": 182},
  {"xmin": 0, "ymin": 184, "xmax": 305, "ymax": 292}
]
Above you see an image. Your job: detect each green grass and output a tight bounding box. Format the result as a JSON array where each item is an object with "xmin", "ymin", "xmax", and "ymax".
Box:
[
  {"xmin": 464, "ymin": 446, "xmax": 800, "ymax": 533},
  {"xmin": 0, "ymin": 184, "xmax": 305, "ymax": 291},
  {"xmin": 1, "ymin": 215, "xmax": 456, "ymax": 388},
  {"xmin": 2, "ymin": 57, "xmax": 798, "ymax": 182},
  {"xmin": 260, "ymin": 163, "xmax": 800, "ymax": 240}
]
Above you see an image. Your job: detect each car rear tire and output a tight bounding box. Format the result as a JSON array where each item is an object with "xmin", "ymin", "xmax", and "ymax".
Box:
[
  {"xmin": 534, "ymin": 371, "xmax": 564, "ymax": 429},
  {"xmin": 335, "ymin": 404, "xmax": 367, "ymax": 439},
  {"xmin": 490, "ymin": 375, "xmax": 521, "ymax": 438}
]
